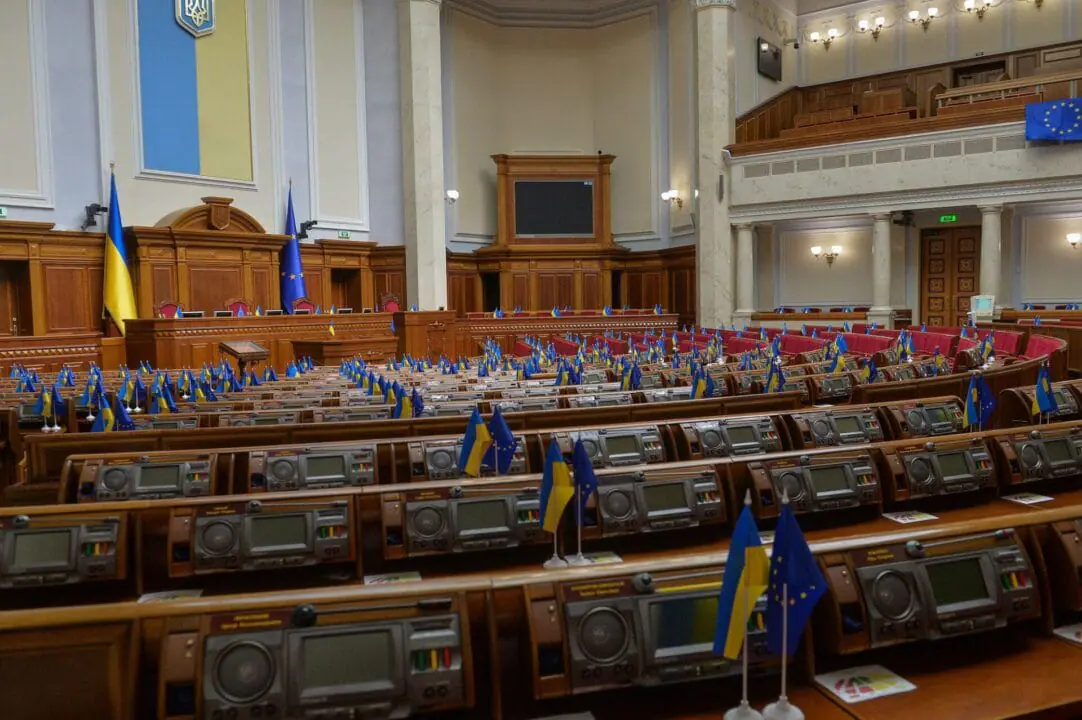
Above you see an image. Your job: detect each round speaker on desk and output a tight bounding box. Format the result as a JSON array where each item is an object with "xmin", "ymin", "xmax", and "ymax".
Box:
[
  {"xmin": 577, "ymin": 607, "xmax": 630, "ymax": 665},
  {"xmin": 270, "ymin": 459, "xmax": 296, "ymax": 483},
  {"xmin": 776, "ymin": 471, "xmax": 805, "ymax": 502},
  {"xmin": 431, "ymin": 450, "xmax": 454, "ymax": 471},
  {"xmin": 214, "ymin": 641, "xmax": 276, "ymax": 704},
  {"xmin": 1018, "ymin": 443, "xmax": 1042, "ymax": 471},
  {"xmin": 200, "ymin": 521, "xmax": 237, "ymax": 556},
  {"xmin": 102, "ymin": 468, "xmax": 128, "ymax": 492},
  {"xmin": 699, "ymin": 427, "xmax": 723, "ymax": 452},
  {"xmin": 906, "ymin": 410, "xmax": 925, "ymax": 433},
  {"xmin": 871, "ymin": 571, "xmax": 913, "ymax": 621},
  {"xmin": 602, "ymin": 490, "xmax": 633, "ymax": 520},
  {"xmin": 810, "ymin": 419, "xmax": 832, "ymax": 443},
  {"xmin": 906, "ymin": 457, "xmax": 933, "ymax": 487},
  {"xmin": 412, "ymin": 507, "xmax": 445, "ymax": 538}
]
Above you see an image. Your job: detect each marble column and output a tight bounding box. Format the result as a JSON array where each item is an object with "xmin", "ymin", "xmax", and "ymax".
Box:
[
  {"xmin": 398, "ymin": 0, "xmax": 448, "ymax": 310},
  {"xmin": 693, "ymin": 0, "xmax": 735, "ymax": 329},
  {"xmin": 868, "ymin": 213, "xmax": 893, "ymax": 327},
  {"xmin": 979, "ymin": 204, "xmax": 1002, "ymax": 302},
  {"xmin": 734, "ymin": 223, "xmax": 755, "ymax": 320}
]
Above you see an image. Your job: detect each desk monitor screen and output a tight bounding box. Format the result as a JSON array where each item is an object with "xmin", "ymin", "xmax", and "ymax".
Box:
[
  {"xmin": 971, "ymin": 295, "xmax": 994, "ymax": 316},
  {"xmin": 1044, "ymin": 438, "xmax": 1074, "ymax": 464},
  {"xmin": 337, "ymin": 307, "xmax": 353, "ymax": 314},
  {"xmin": 214, "ymin": 310, "xmax": 232, "ymax": 318},
  {"xmin": 249, "ymin": 514, "xmax": 309, "ymax": 553},
  {"xmin": 180, "ymin": 310, "xmax": 205, "ymax": 319},
  {"xmin": 294, "ymin": 309, "xmax": 311, "ymax": 315},
  {"xmin": 925, "ymin": 557, "xmax": 990, "ymax": 610},
  {"xmin": 834, "ymin": 415, "xmax": 863, "ymax": 436},
  {"xmin": 295, "ymin": 630, "xmax": 396, "ymax": 702},
  {"xmin": 649, "ymin": 595, "xmax": 718, "ymax": 656},
  {"xmin": 266, "ymin": 309, "xmax": 284, "ymax": 316},
  {"xmin": 456, "ymin": 499, "xmax": 509, "ymax": 534},
  {"xmin": 11, "ymin": 530, "xmax": 73, "ymax": 572}
]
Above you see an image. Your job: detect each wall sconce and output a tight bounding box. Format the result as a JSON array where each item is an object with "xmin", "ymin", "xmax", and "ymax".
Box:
[
  {"xmin": 444, "ymin": 189, "xmax": 459, "ymax": 205},
  {"xmin": 1067, "ymin": 233, "xmax": 1081, "ymax": 249},
  {"xmin": 858, "ymin": 16, "xmax": 886, "ymax": 40},
  {"xmin": 811, "ymin": 245, "xmax": 843, "ymax": 266},
  {"xmin": 809, "ymin": 29, "xmax": 838, "ymax": 49},
  {"xmin": 964, "ymin": 0, "xmax": 993, "ymax": 18},
  {"xmin": 909, "ymin": 7, "xmax": 937, "ymax": 30},
  {"xmin": 661, "ymin": 189, "xmax": 683, "ymax": 209}
]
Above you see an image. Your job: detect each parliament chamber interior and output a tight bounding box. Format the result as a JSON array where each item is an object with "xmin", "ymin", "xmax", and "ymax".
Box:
[{"xmin": 4, "ymin": 0, "xmax": 1082, "ymax": 718}]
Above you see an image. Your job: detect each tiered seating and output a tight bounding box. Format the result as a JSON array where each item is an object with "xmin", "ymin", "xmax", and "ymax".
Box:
[{"xmin": 0, "ymin": 326, "xmax": 1074, "ymax": 720}]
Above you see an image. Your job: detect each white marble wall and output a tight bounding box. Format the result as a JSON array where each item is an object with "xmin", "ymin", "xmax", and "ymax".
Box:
[{"xmin": 730, "ymin": 123, "xmax": 1082, "ymax": 223}]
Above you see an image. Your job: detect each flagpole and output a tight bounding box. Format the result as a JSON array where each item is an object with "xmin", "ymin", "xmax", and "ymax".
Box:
[
  {"xmin": 543, "ymin": 530, "xmax": 567, "ymax": 570},
  {"xmin": 725, "ymin": 493, "xmax": 764, "ymax": 720},
  {"xmin": 763, "ymin": 492, "xmax": 804, "ymax": 720},
  {"xmin": 568, "ymin": 484, "xmax": 588, "ymax": 566}
]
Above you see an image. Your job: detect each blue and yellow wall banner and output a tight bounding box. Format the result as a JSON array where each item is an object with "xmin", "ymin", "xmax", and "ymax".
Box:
[{"xmin": 138, "ymin": 0, "xmax": 252, "ymax": 181}]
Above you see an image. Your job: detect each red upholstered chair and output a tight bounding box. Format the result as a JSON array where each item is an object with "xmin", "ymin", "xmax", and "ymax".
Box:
[
  {"xmin": 158, "ymin": 301, "xmax": 181, "ymax": 319},
  {"xmin": 292, "ymin": 298, "xmax": 316, "ymax": 314},
  {"xmin": 225, "ymin": 298, "xmax": 251, "ymax": 317},
  {"xmin": 381, "ymin": 293, "xmax": 401, "ymax": 313}
]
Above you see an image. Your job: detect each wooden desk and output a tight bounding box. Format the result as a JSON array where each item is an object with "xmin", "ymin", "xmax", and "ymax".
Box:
[
  {"xmin": 291, "ymin": 338, "xmax": 389, "ymax": 365},
  {"xmin": 458, "ymin": 312, "xmax": 680, "ymax": 354},
  {"xmin": 124, "ymin": 313, "xmax": 398, "ymax": 369}
]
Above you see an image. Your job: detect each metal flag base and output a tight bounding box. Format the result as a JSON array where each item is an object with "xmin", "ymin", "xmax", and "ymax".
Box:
[
  {"xmin": 723, "ymin": 700, "xmax": 764, "ymax": 720},
  {"xmin": 566, "ymin": 553, "xmax": 591, "ymax": 567},
  {"xmin": 543, "ymin": 554, "xmax": 569, "ymax": 570},
  {"xmin": 762, "ymin": 696, "xmax": 804, "ymax": 720}
]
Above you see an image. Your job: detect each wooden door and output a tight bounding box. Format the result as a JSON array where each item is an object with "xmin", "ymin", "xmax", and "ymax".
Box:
[
  {"xmin": 921, "ymin": 227, "xmax": 981, "ymax": 327},
  {"xmin": 0, "ymin": 262, "xmax": 29, "ymax": 336}
]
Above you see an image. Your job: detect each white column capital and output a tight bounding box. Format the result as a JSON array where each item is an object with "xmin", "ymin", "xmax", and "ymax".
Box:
[
  {"xmin": 871, "ymin": 213, "xmax": 892, "ymax": 223},
  {"xmin": 403, "ymin": 0, "xmax": 442, "ymax": 6},
  {"xmin": 735, "ymin": 222, "xmax": 755, "ymax": 231},
  {"xmin": 978, "ymin": 204, "xmax": 1003, "ymax": 215},
  {"xmin": 692, "ymin": 0, "xmax": 736, "ymax": 11}
]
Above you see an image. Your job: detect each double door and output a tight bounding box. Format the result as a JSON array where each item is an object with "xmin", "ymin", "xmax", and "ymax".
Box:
[{"xmin": 920, "ymin": 227, "xmax": 980, "ymax": 327}]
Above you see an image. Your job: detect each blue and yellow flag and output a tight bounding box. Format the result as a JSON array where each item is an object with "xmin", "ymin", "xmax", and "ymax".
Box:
[
  {"xmin": 714, "ymin": 500, "xmax": 770, "ymax": 659},
  {"xmin": 539, "ymin": 441, "xmax": 574, "ymax": 533},
  {"xmin": 828, "ymin": 353, "xmax": 847, "ymax": 375},
  {"xmin": 963, "ymin": 374, "xmax": 996, "ymax": 429},
  {"xmin": 103, "ymin": 171, "xmax": 137, "ymax": 335},
  {"xmin": 1025, "ymin": 99, "xmax": 1082, "ymax": 142},
  {"xmin": 458, "ymin": 407, "xmax": 493, "ymax": 477},
  {"xmin": 860, "ymin": 358, "xmax": 878, "ymax": 383},
  {"xmin": 1032, "ymin": 364, "xmax": 1058, "ymax": 415},
  {"xmin": 766, "ymin": 501, "xmax": 826, "ymax": 656}
]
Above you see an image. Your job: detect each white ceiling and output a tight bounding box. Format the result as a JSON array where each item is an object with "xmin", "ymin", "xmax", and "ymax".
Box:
[{"xmin": 795, "ymin": 0, "xmax": 865, "ymax": 14}]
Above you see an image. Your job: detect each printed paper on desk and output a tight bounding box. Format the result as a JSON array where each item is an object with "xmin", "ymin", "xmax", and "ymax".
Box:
[
  {"xmin": 138, "ymin": 589, "xmax": 204, "ymax": 603},
  {"xmin": 883, "ymin": 510, "xmax": 938, "ymax": 525},
  {"xmin": 1054, "ymin": 624, "xmax": 1082, "ymax": 646},
  {"xmin": 581, "ymin": 551, "xmax": 623, "ymax": 566},
  {"xmin": 364, "ymin": 571, "xmax": 422, "ymax": 585},
  {"xmin": 1002, "ymin": 492, "xmax": 1055, "ymax": 505},
  {"xmin": 815, "ymin": 665, "xmax": 917, "ymax": 704}
]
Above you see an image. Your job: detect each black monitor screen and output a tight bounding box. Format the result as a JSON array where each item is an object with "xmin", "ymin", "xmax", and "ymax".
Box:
[
  {"xmin": 727, "ymin": 425, "xmax": 758, "ymax": 446},
  {"xmin": 308, "ymin": 456, "xmax": 346, "ymax": 479},
  {"xmin": 650, "ymin": 596, "xmax": 719, "ymax": 649},
  {"xmin": 300, "ymin": 631, "xmax": 391, "ymax": 691},
  {"xmin": 605, "ymin": 435, "xmax": 641, "ymax": 457},
  {"xmin": 514, "ymin": 180, "xmax": 594, "ymax": 236},
  {"xmin": 1053, "ymin": 388, "xmax": 1070, "ymax": 406},
  {"xmin": 140, "ymin": 465, "xmax": 181, "ymax": 488},
  {"xmin": 926, "ymin": 557, "xmax": 988, "ymax": 607},
  {"xmin": 808, "ymin": 465, "xmax": 850, "ymax": 493},
  {"xmin": 642, "ymin": 483, "xmax": 688, "ymax": 512},
  {"xmin": 937, "ymin": 452, "xmax": 970, "ymax": 478},
  {"xmin": 13, "ymin": 530, "xmax": 71, "ymax": 569},
  {"xmin": 834, "ymin": 416, "xmax": 863, "ymax": 435},
  {"xmin": 255, "ymin": 417, "xmax": 285, "ymax": 426},
  {"xmin": 927, "ymin": 406, "xmax": 950, "ymax": 424},
  {"xmin": 457, "ymin": 500, "xmax": 507, "ymax": 532},
  {"xmin": 249, "ymin": 515, "xmax": 308, "ymax": 549},
  {"xmin": 1045, "ymin": 439, "xmax": 1073, "ymax": 463}
]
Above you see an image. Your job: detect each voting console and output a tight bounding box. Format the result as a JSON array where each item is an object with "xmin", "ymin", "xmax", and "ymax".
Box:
[
  {"xmin": 876, "ymin": 436, "xmax": 997, "ymax": 504},
  {"xmin": 816, "ymin": 528, "xmax": 1041, "ymax": 654},
  {"xmin": 248, "ymin": 445, "xmax": 379, "ymax": 492},
  {"xmin": 554, "ymin": 426, "xmax": 667, "ymax": 468},
  {"xmin": 167, "ymin": 498, "xmax": 354, "ymax": 578},
  {"xmin": 527, "ymin": 567, "xmax": 773, "ymax": 699},
  {"xmin": 0, "ymin": 510, "xmax": 126, "ymax": 588},
  {"xmin": 78, "ymin": 454, "xmax": 214, "ymax": 502},
  {"xmin": 739, "ymin": 451, "xmax": 881, "ymax": 520},
  {"xmin": 407, "ymin": 436, "xmax": 529, "ymax": 481},
  {"xmin": 674, "ymin": 416, "xmax": 782, "ymax": 458},
  {"xmin": 993, "ymin": 426, "xmax": 1082, "ymax": 489},
  {"xmin": 159, "ymin": 594, "xmax": 472, "ymax": 720}
]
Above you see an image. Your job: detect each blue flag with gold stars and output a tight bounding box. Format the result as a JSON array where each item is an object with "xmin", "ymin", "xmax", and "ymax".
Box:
[
  {"xmin": 280, "ymin": 187, "xmax": 308, "ymax": 312},
  {"xmin": 1026, "ymin": 99, "xmax": 1082, "ymax": 142},
  {"xmin": 766, "ymin": 502, "xmax": 826, "ymax": 656}
]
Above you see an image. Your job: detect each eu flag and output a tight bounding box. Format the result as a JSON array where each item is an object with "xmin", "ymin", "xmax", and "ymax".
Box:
[
  {"xmin": 280, "ymin": 187, "xmax": 308, "ymax": 313},
  {"xmin": 766, "ymin": 502, "xmax": 827, "ymax": 656},
  {"xmin": 713, "ymin": 502, "xmax": 770, "ymax": 659},
  {"xmin": 1025, "ymin": 99, "xmax": 1082, "ymax": 141},
  {"xmin": 963, "ymin": 374, "xmax": 996, "ymax": 429},
  {"xmin": 1032, "ymin": 364, "xmax": 1058, "ymax": 415},
  {"xmin": 485, "ymin": 406, "xmax": 518, "ymax": 474},
  {"xmin": 572, "ymin": 438, "xmax": 598, "ymax": 516}
]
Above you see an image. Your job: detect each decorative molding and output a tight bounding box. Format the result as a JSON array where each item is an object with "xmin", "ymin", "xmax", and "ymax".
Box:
[
  {"xmin": 92, "ymin": 0, "xmax": 114, "ymax": 202},
  {"xmin": 693, "ymin": 0, "xmax": 736, "ymax": 10},
  {"xmin": 447, "ymin": 0, "xmax": 661, "ymax": 28},
  {"xmin": 0, "ymin": 0, "xmax": 56, "ymax": 209},
  {"xmin": 302, "ymin": 0, "xmax": 371, "ymax": 235},
  {"xmin": 126, "ymin": 0, "xmax": 259, "ymax": 190},
  {"xmin": 266, "ymin": 0, "xmax": 286, "ymax": 227}
]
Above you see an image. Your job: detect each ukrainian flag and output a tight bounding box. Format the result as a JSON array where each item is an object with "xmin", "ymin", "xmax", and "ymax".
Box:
[
  {"xmin": 1032, "ymin": 364, "xmax": 1058, "ymax": 415},
  {"xmin": 713, "ymin": 501, "xmax": 770, "ymax": 659},
  {"xmin": 103, "ymin": 172, "xmax": 137, "ymax": 335},
  {"xmin": 458, "ymin": 407, "xmax": 493, "ymax": 477},
  {"xmin": 539, "ymin": 441, "xmax": 574, "ymax": 533},
  {"xmin": 136, "ymin": 0, "xmax": 252, "ymax": 180},
  {"xmin": 829, "ymin": 353, "xmax": 847, "ymax": 375}
]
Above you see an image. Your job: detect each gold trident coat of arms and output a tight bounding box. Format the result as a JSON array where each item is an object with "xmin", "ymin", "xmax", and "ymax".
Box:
[{"xmin": 175, "ymin": 0, "xmax": 216, "ymax": 38}]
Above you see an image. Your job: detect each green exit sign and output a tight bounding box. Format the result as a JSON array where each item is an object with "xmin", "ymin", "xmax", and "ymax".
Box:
[
  {"xmin": 337, "ymin": 230, "xmax": 351, "ymax": 239},
  {"xmin": 0, "ymin": 207, "xmax": 7, "ymax": 218},
  {"xmin": 939, "ymin": 214, "xmax": 959, "ymax": 224}
]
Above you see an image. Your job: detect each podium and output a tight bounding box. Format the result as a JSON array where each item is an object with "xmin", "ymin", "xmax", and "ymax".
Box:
[{"xmin": 393, "ymin": 311, "xmax": 458, "ymax": 360}]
